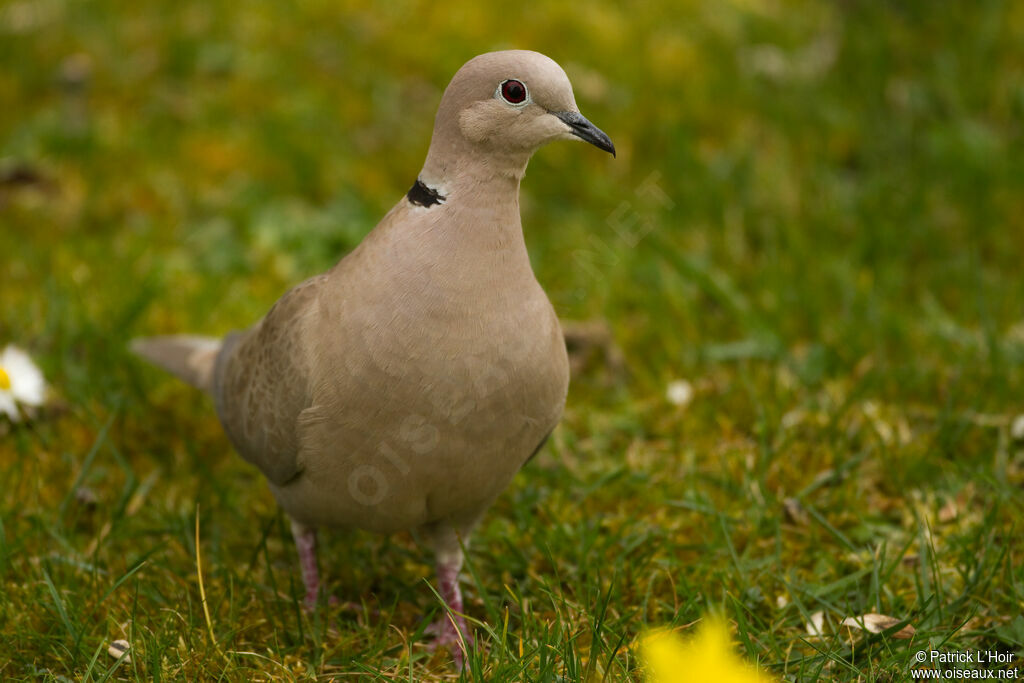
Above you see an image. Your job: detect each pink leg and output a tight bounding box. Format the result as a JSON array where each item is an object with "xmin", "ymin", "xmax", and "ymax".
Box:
[
  {"xmin": 426, "ymin": 549, "xmax": 473, "ymax": 668},
  {"xmin": 290, "ymin": 519, "xmax": 321, "ymax": 609}
]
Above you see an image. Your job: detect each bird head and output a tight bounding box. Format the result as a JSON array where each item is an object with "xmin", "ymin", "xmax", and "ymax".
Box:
[{"xmin": 421, "ymin": 50, "xmax": 615, "ymax": 186}]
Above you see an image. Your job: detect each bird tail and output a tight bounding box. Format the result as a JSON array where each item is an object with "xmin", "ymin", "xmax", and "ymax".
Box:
[{"xmin": 130, "ymin": 335, "xmax": 221, "ymax": 393}]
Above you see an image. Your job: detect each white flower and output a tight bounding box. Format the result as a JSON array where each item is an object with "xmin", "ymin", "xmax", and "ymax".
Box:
[
  {"xmin": 0, "ymin": 344, "xmax": 47, "ymax": 421},
  {"xmin": 666, "ymin": 379, "xmax": 694, "ymax": 407}
]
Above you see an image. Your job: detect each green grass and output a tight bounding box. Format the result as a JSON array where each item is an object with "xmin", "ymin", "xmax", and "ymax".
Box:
[{"xmin": 2, "ymin": 0, "xmax": 1024, "ymax": 680}]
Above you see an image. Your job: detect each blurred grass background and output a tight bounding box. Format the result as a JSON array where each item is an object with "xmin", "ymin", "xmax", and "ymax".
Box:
[{"xmin": 2, "ymin": 0, "xmax": 1023, "ymax": 680}]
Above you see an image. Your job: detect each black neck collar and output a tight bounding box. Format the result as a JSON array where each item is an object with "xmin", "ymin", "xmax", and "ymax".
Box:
[{"xmin": 406, "ymin": 178, "xmax": 445, "ymax": 208}]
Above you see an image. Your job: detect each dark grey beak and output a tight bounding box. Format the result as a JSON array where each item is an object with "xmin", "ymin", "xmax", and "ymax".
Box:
[{"xmin": 553, "ymin": 111, "xmax": 616, "ymax": 157}]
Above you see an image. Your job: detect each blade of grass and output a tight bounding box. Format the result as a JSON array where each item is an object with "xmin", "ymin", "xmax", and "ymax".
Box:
[{"xmin": 195, "ymin": 504, "xmax": 219, "ymax": 651}]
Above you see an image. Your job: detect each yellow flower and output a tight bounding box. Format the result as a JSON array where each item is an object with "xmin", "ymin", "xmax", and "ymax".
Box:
[
  {"xmin": 641, "ymin": 616, "xmax": 777, "ymax": 683},
  {"xmin": 0, "ymin": 345, "xmax": 47, "ymax": 421}
]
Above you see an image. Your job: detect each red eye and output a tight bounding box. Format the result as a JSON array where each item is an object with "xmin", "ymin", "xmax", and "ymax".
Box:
[{"xmin": 500, "ymin": 79, "xmax": 527, "ymax": 104}]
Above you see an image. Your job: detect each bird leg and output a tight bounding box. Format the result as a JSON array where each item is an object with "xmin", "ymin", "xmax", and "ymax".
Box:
[
  {"xmin": 425, "ymin": 546, "xmax": 473, "ymax": 667},
  {"xmin": 290, "ymin": 519, "xmax": 323, "ymax": 610}
]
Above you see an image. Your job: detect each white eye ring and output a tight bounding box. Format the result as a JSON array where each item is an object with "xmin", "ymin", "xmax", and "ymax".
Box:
[{"xmin": 496, "ymin": 78, "xmax": 530, "ymax": 107}]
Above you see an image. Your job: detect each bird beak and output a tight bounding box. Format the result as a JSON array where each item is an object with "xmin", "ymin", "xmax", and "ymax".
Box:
[{"xmin": 553, "ymin": 111, "xmax": 616, "ymax": 157}]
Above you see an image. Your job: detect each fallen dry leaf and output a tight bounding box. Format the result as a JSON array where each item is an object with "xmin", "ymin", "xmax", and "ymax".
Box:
[
  {"xmin": 840, "ymin": 613, "xmax": 916, "ymax": 639},
  {"xmin": 562, "ymin": 319, "xmax": 625, "ymax": 380},
  {"xmin": 938, "ymin": 498, "xmax": 958, "ymax": 523},
  {"xmin": 782, "ymin": 497, "xmax": 809, "ymax": 526},
  {"xmin": 1011, "ymin": 414, "xmax": 1024, "ymax": 441}
]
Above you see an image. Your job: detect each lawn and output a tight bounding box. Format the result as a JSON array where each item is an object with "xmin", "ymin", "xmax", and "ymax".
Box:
[{"xmin": 2, "ymin": 0, "xmax": 1023, "ymax": 680}]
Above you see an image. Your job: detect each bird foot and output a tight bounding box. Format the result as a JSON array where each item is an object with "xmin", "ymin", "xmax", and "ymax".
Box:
[
  {"xmin": 302, "ymin": 592, "xmax": 340, "ymax": 612},
  {"xmin": 425, "ymin": 612, "xmax": 473, "ymax": 669}
]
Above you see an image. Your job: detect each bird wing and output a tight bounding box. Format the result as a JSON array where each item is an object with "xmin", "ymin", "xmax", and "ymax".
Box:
[{"xmin": 212, "ymin": 274, "xmax": 327, "ymax": 486}]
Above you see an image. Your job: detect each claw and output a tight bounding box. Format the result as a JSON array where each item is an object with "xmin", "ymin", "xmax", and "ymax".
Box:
[{"xmin": 425, "ymin": 611, "xmax": 473, "ymax": 669}]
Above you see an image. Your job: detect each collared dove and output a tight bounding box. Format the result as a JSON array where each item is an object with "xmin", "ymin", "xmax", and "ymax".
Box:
[{"xmin": 132, "ymin": 49, "xmax": 614, "ymax": 665}]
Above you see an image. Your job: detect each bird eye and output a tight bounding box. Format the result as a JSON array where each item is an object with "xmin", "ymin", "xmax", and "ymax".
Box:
[{"xmin": 499, "ymin": 79, "xmax": 528, "ymax": 105}]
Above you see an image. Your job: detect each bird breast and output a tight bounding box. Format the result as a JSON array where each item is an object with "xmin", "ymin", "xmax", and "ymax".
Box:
[{"xmin": 276, "ymin": 248, "xmax": 570, "ymax": 534}]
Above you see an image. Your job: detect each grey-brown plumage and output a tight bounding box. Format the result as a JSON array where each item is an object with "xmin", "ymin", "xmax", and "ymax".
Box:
[{"xmin": 132, "ymin": 50, "xmax": 614, "ymax": 666}]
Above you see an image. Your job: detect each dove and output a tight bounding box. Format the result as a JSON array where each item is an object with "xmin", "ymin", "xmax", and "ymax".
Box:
[{"xmin": 132, "ymin": 49, "xmax": 614, "ymax": 665}]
